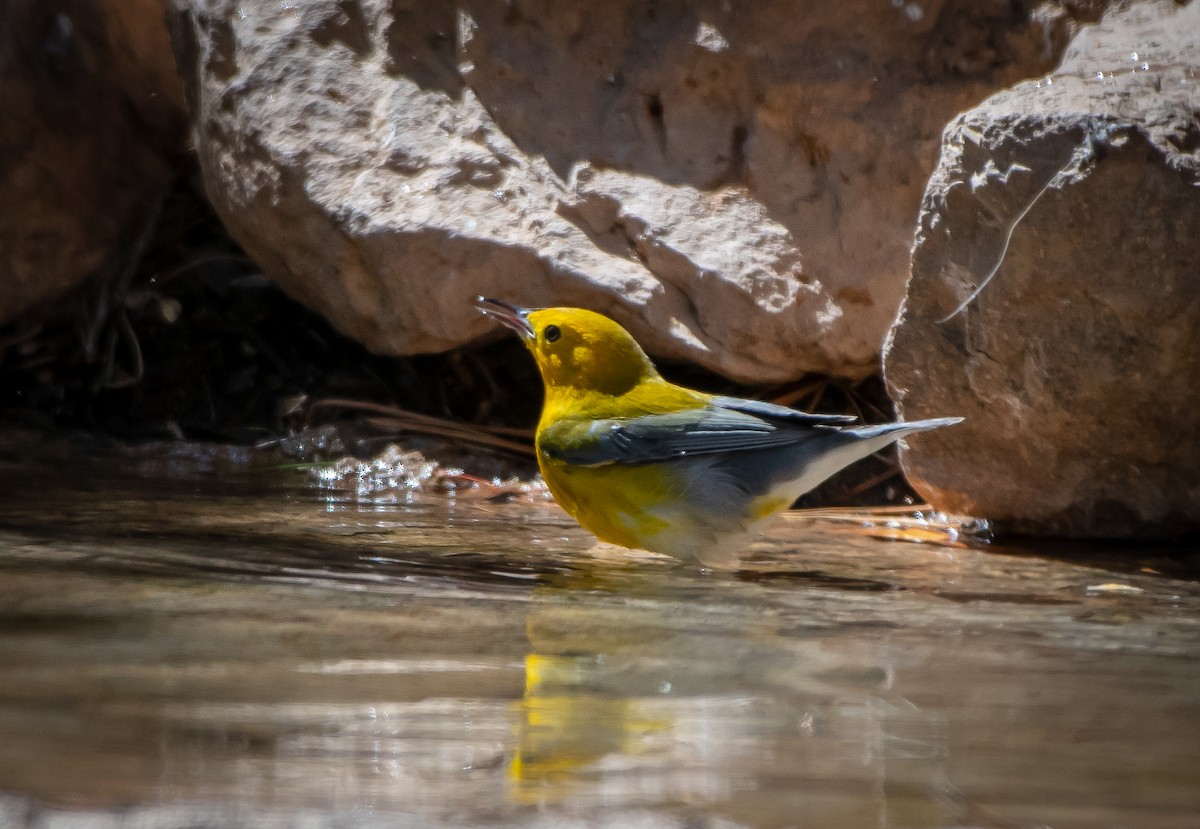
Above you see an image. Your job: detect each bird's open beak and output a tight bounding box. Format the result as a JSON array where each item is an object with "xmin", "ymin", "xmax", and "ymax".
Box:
[{"xmin": 476, "ymin": 296, "xmax": 535, "ymax": 341}]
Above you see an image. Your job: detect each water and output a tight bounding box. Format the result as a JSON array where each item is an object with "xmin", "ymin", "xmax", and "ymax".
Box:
[{"xmin": 0, "ymin": 434, "xmax": 1197, "ymax": 828}]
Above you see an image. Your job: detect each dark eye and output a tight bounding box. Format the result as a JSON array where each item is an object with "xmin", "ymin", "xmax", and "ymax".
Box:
[{"xmin": 543, "ymin": 324, "xmax": 561, "ymax": 343}]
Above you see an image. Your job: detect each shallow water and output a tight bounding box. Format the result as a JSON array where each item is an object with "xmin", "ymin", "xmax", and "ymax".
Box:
[{"xmin": 0, "ymin": 435, "xmax": 1197, "ymax": 828}]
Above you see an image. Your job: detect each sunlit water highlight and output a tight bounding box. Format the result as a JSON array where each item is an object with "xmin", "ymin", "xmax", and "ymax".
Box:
[{"xmin": 0, "ymin": 435, "xmax": 1197, "ymax": 828}]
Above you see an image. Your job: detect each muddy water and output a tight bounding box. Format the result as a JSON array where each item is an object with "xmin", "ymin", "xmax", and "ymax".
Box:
[{"xmin": 0, "ymin": 435, "xmax": 1197, "ymax": 828}]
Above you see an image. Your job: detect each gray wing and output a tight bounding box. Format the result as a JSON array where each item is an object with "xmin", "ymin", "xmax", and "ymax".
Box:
[
  {"xmin": 710, "ymin": 396, "xmax": 857, "ymax": 426},
  {"xmin": 539, "ymin": 399, "xmax": 848, "ymax": 467}
]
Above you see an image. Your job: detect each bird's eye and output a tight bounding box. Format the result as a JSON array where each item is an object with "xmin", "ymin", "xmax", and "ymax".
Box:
[{"xmin": 543, "ymin": 324, "xmax": 561, "ymax": 343}]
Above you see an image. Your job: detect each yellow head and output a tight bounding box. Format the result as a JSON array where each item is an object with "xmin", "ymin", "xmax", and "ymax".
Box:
[{"xmin": 476, "ymin": 298, "xmax": 659, "ymax": 399}]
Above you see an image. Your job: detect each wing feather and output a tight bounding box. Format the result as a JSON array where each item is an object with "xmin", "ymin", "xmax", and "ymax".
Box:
[
  {"xmin": 710, "ymin": 395, "xmax": 857, "ymax": 426},
  {"xmin": 539, "ymin": 399, "xmax": 846, "ymax": 467}
]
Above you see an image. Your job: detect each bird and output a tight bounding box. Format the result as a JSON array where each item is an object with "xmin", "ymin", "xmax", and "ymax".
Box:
[{"xmin": 476, "ymin": 297, "xmax": 961, "ymax": 568}]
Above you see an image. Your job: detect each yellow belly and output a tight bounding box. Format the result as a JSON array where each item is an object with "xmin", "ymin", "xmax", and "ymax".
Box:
[{"xmin": 537, "ymin": 456, "xmax": 680, "ymax": 551}]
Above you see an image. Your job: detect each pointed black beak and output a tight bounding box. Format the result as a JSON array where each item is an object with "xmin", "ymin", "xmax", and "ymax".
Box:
[{"xmin": 476, "ymin": 296, "xmax": 535, "ymax": 341}]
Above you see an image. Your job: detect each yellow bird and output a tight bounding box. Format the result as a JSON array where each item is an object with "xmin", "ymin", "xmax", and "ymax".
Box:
[{"xmin": 477, "ymin": 298, "xmax": 961, "ymax": 568}]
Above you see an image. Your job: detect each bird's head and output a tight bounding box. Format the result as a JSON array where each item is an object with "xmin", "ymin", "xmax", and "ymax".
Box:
[{"xmin": 476, "ymin": 298, "xmax": 659, "ymax": 399}]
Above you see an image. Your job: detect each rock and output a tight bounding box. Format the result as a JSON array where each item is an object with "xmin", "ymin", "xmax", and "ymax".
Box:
[
  {"xmin": 0, "ymin": 0, "xmax": 186, "ymax": 326},
  {"xmin": 167, "ymin": 0, "xmax": 1086, "ymax": 382},
  {"xmin": 884, "ymin": 0, "xmax": 1200, "ymax": 536},
  {"xmin": 101, "ymin": 0, "xmax": 189, "ymax": 131}
]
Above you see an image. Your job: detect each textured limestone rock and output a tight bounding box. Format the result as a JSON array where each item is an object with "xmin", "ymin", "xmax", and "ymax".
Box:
[
  {"xmin": 885, "ymin": 0, "xmax": 1200, "ymax": 535},
  {"xmin": 167, "ymin": 0, "xmax": 1085, "ymax": 382},
  {"xmin": 0, "ymin": 0, "xmax": 185, "ymax": 326}
]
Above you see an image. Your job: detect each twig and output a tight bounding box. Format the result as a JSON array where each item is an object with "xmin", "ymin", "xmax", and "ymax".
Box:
[
  {"xmin": 310, "ymin": 397, "xmax": 535, "ymax": 456},
  {"xmin": 938, "ymin": 122, "xmax": 1112, "ymax": 323},
  {"xmin": 843, "ymin": 465, "xmax": 901, "ymax": 498},
  {"xmin": 770, "ymin": 378, "xmax": 828, "ymax": 410},
  {"xmin": 84, "ymin": 184, "xmax": 171, "ymax": 360},
  {"xmin": 103, "ymin": 310, "xmax": 145, "ymax": 389},
  {"xmin": 937, "ymin": 168, "xmax": 1059, "ymax": 324}
]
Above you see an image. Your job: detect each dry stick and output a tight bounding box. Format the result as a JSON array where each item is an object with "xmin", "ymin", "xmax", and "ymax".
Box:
[
  {"xmin": 770, "ymin": 378, "xmax": 827, "ymax": 410},
  {"xmin": 792, "ymin": 506, "xmax": 968, "ymax": 543},
  {"xmin": 937, "ymin": 124, "xmax": 1109, "ymax": 324},
  {"xmin": 843, "ymin": 379, "xmax": 869, "ymax": 422},
  {"xmin": 936, "ymin": 168, "xmax": 1061, "ymax": 324},
  {"xmin": 310, "ymin": 397, "xmax": 535, "ymax": 456},
  {"xmin": 362, "ymin": 417, "xmax": 534, "ymax": 456},
  {"xmin": 83, "ymin": 185, "xmax": 171, "ymax": 361},
  {"xmin": 803, "ymin": 504, "xmax": 935, "ymax": 517},
  {"xmin": 104, "ymin": 310, "xmax": 145, "ymax": 389},
  {"xmin": 154, "ymin": 253, "xmax": 255, "ymax": 286},
  {"xmin": 843, "ymin": 465, "xmax": 901, "ymax": 498}
]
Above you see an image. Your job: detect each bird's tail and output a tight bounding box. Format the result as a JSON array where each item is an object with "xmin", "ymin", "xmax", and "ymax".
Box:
[
  {"xmin": 841, "ymin": 416, "xmax": 964, "ymax": 443},
  {"xmin": 762, "ymin": 416, "xmax": 963, "ymax": 502},
  {"xmin": 829, "ymin": 417, "xmax": 964, "ymax": 469}
]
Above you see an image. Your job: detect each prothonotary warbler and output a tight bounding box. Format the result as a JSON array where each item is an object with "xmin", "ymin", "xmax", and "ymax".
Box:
[{"xmin": 477, "ymin": 298, "xmax": 962, "ymax": 568}]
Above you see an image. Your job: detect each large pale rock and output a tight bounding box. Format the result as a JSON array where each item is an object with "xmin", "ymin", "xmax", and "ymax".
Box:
[
  {"xmin": 885, "ymin": 0, "xmax": 1200, "ymax": 536},
  {"xmin": 0, "ymin": 0, "xmax": 185, "ymax": 325},
  {"xmin": 167, "ymin": 0, "xmax": 1085, "ymax": 382}
]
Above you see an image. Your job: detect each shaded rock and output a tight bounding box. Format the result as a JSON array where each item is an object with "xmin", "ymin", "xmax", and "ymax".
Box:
[
  {"xmin": 167, "ymin": 0, "xmax": 1086, "ymax": 382},
  {"xmin": 0, "ymin": 0, "xmax": 186, "ymax": 326},
  {"xmin": 101, "ymin": 0, "xmax": 189, "ymax": 130},
  {"xmin": 885, "ymin": 0, "xmax": 1200, "ymax": 536}
]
